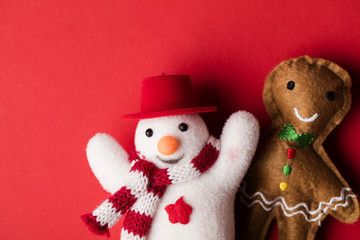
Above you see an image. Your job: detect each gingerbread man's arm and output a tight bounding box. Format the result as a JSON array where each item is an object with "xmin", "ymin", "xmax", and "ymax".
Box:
[
  {"xmin": 327, "ymin": 190, "xmax": 360, "ymax": 224},
  {"xmin": 86, "ymin": 133, "xmax": 131, "ymax": 194},
  {"xmin": 215, "ymin": 111, "xmax": 260, "ymax": 189},
  {"xmin": 316, "ymin": 147, "xmax": 360, "ymax": 223}
]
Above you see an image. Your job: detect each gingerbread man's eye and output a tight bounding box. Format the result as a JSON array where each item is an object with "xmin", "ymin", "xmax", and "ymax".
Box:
[
  {"xmin": 326, "ymin": 91, "xmax": 335, "ymax": 101},
  {"xmin": 287, "ymin": 81, "xmax": 295, "ymax": 90}
]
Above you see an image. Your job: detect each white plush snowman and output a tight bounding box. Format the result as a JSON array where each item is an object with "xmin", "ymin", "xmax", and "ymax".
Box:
[{"xmin": 82, "ymin": 75, "xmax": 259, "ymax": 240}]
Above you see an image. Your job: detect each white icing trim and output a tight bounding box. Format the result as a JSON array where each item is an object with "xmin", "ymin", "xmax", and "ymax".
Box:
[
  {"xmin": 240, "ymin": 183, "xmax": 356, "ymax": 225},
  {"xmin": 241, "ymin": 196, "xmax": 323, "ymax": 223},
  {"xmin": 242, "ymin": 186, "xmax": 352, "ymax": 215},
  {"xmin": 241, "ymin": 194, "xmax": 355, "ymax": 226},
  {"xmin": 294, "ymin": 107, "xmax": 318, "ymax": 122}
]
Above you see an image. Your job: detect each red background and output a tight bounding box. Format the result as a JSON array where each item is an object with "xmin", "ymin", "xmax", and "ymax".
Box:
[{"xmin": 1, "ymin": 0, "xmax": 359, "ymax": 239}]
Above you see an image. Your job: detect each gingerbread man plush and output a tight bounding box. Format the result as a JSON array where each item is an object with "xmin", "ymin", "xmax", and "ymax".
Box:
[{"xmin": 238, "ymin": 56, "xmax": 359, "ymax": 240}]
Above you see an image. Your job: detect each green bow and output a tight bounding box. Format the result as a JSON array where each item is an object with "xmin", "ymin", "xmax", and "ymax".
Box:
[{"xmin": 278, "ymin": 123, "xmax": 314, "ymax": 148}]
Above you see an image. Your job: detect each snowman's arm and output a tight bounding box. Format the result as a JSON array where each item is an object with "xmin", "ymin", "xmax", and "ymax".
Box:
[
  {"xmin": 215, "ymin": 110, "xmax": 260, "ymax": 188},
  {"xmin": 86, "ymin": 133, "xmax": 130, "ymax": 194}
]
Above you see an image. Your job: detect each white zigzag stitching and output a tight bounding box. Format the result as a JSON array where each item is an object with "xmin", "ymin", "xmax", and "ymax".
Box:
[{"xmin": 240, "ymin": 183, "xmax": 356, "ymax": 225}]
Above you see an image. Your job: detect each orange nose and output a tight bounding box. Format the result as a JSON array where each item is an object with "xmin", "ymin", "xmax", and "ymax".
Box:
[{"xmin": 157, "ymin": 136, "xmax": 179, "ymax": 155}]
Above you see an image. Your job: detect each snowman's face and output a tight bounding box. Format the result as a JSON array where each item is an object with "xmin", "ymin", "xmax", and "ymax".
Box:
[{"xmin": 134, "ymin": 114, "xmax": 209, "ymax": 168}]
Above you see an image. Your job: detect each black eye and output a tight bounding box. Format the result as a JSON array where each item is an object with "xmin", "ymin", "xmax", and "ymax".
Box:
[
  {"xmin": 145, "ymin": 128, "xmax": 153, "ymax": 137},
  {"xmin": 326, "ymin": 91, "xmax": 335, "ymax": 101},
  {"xmin": 178, "ymin": 123, "xmax": 188, "ymax": 132},
  {"xmin": 287, "ymin": 81, "xmax": 295, "ymax": 90}
]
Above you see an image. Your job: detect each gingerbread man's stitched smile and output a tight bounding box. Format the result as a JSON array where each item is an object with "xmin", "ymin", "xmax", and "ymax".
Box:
[{"xmin": 293, "ymin": 107, "xmax": 318, "ymax": 122}]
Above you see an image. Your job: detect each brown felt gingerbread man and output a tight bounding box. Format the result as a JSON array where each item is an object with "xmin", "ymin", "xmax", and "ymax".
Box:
[{"xmin": 237, "ymin": 56, "xmax": 359, "ymax": 240}]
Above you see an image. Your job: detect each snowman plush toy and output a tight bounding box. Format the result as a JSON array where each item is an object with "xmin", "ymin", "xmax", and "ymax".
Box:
[{"xmin": 81, "ymin": 75, "xmax": 259, "ymax": 240}]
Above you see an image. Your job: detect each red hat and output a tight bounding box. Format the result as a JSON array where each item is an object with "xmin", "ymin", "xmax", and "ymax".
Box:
[{"xmin": 122, "ymin": 75, "xmax": 217, "ymax": 120}]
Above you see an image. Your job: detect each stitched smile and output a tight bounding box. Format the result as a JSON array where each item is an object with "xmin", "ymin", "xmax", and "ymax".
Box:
[
  {"xmin": 157, "ymin": 154, "xmax": 184, "ymax": 164},
  {"xmin": 294, "ymin": 107, "xmax": 318, "ymax": 122}
]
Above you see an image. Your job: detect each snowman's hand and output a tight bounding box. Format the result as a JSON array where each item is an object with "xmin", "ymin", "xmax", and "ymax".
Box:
[
  {"xmin": 86, "ymin": 133, "xmax": 130, "ymax": 194},
  {"xmin": 217, "ymin": 111, "xmax": 260, "ymax": 188}
]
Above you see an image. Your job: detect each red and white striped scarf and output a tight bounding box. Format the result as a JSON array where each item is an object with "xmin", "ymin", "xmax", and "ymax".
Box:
[{"xmin": 82, "ymin": 136, "xmax": 220, "ymax": 239}]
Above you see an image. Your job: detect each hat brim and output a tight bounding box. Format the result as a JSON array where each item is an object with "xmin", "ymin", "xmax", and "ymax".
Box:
[{"xmin": 122, "ymin": 106, "xmax": 217, "ymax": 120}]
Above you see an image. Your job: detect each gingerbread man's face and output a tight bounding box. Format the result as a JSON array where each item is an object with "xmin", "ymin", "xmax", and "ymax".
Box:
[{"xmin": 267, "ymin": 59, "xmax": 349, "ymax": 134}]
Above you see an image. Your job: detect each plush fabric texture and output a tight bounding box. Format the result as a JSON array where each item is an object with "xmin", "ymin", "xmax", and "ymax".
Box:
[
  {"xmin": 84, "ymin": 74, "xmax": 259, "ymax": 240},
  {"xmin": 86, "ymin": 133, "xmax": 130, "ymax": 194},
  {"xmin": 122, "ymin": 75, "xmax": 217, "ymax": 120},
  {"xmin": 84, "ymin": 111, "xmax": 259, "ymax": 240},
  {"xmin": 237, "ymin": 56, "xmax": 360, "ymax": 240},
  {"xmin": 82, "ymin": 136, "xmax": 220, "ymax": 239}
]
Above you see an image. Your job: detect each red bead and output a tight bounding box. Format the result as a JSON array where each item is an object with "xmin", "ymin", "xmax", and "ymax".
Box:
[{"xmin": 287, "ymin": 148, "xmax": 296, "ymax": 159}]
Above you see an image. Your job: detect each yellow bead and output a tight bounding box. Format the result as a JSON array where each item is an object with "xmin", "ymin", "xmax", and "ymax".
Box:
[{"xmin": 279, "ymin": 182, "xmax": 288, "ymax": 191}]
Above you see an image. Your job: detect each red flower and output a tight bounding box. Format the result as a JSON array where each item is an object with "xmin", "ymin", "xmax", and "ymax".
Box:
[{"xmin": 164, "ymin": 196, "xmax": 193, "ymax": 224}]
